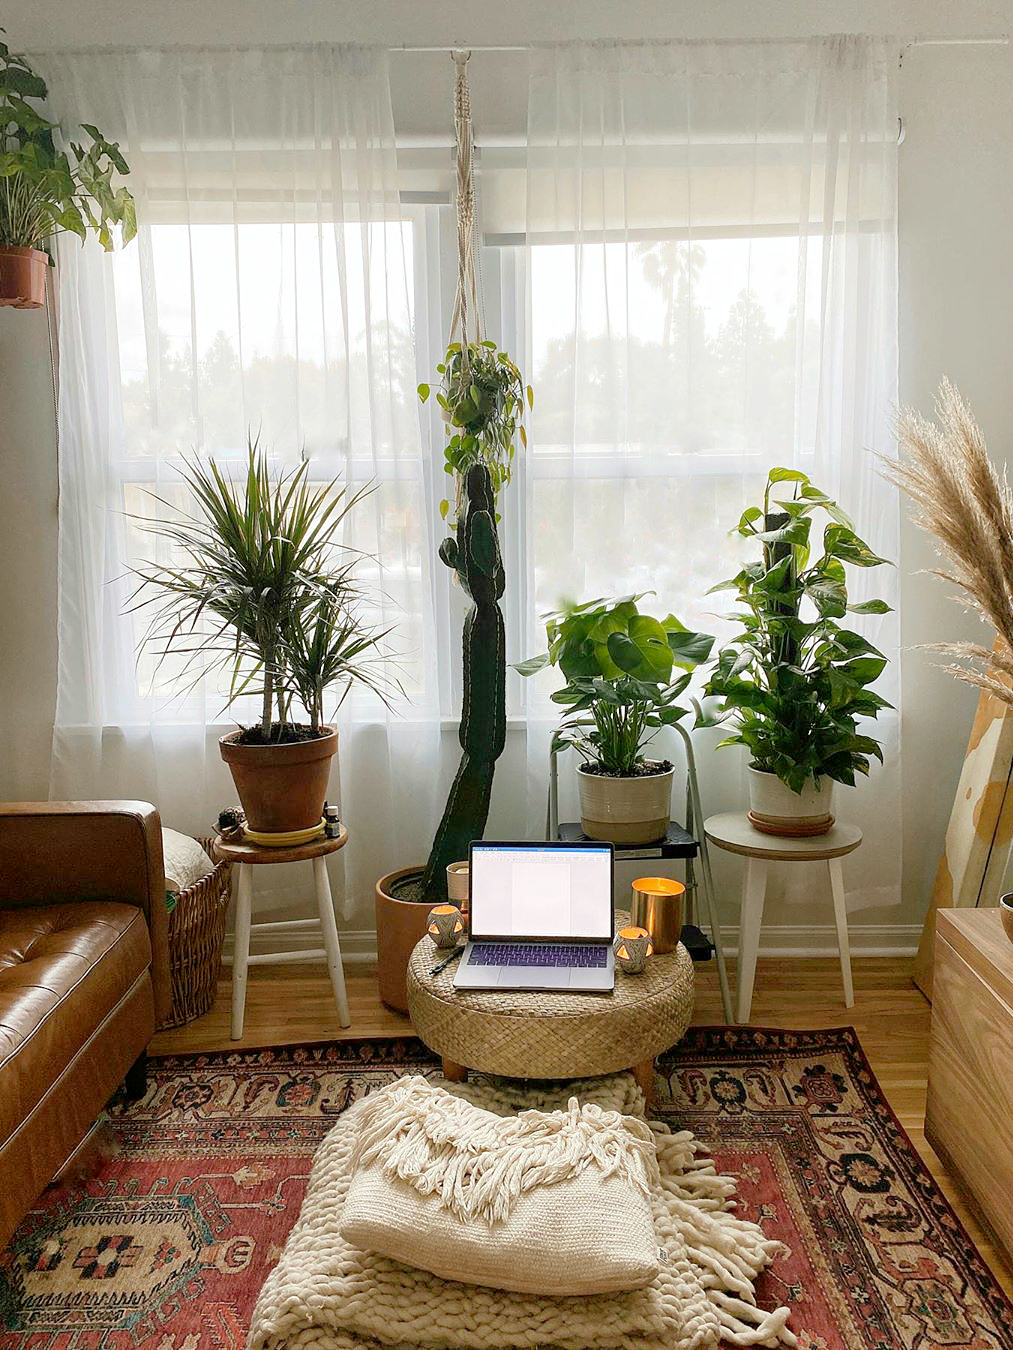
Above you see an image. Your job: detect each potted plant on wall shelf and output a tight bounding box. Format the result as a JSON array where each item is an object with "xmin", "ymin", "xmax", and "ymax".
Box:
[
  {"xmin": 373, "ymin": 337, "xmax": 531, "ymax": 1011},
  {"xmin": 0, "ymin": 33, "xmax": 135, "ymax": 308},
  {"xmin": 517, "ymin": 595, "xmax": 713, "ymax": 844},
  {"xmin": 701, "ymin": 466, "xmax": 892, "ymax": 837},
  {"xmin": 131, "ymin": 443, "xmax": 395, "ymax": 834}
]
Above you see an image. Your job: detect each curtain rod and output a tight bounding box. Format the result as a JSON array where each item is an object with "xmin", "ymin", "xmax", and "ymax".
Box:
[{"xmin": 390, "ymin": 37, "xmax": 1009, "ymax": 53}]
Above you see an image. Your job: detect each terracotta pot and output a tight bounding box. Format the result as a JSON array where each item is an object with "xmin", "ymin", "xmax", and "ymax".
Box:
[
  {"xmin": 576, "ymin": 762, "xmax": 673, "ymax": 845},
  {"xmin": 0, "ymin": 247, "xmax": 47, "ymax": 309},
  {"xmin": 375, "ymin": 867, "xmax": 433, "ymax": 1012},
  {"xmin": 747, "ymin": 766, "xmax": 834, "ymax": 837},
  {"xmin": 219, "ymin": 728, "xmax": 337, "ymax": 833}
]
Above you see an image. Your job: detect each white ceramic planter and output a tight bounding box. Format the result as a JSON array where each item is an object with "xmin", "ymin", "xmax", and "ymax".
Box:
[
  {"xmin": 747, "ymin": 766, "xmax": 834, "ymax": 837},
  {"xmin": 576, "ymin": 762, "xmax": 673, "ymax": 845}
]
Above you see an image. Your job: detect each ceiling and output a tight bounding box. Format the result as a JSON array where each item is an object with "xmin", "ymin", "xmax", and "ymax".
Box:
[{"xmin": 3, "ymin": 0, "xmax": 1010, "ymax": 53}]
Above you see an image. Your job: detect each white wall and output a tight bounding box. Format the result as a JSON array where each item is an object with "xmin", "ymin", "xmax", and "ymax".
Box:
[{"xmin": 1, "ymin": 2, "xmax": 1011, "ymax": 945}]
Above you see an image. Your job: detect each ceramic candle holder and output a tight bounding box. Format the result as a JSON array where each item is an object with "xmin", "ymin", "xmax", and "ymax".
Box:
[
  {"xmin": 446, "ymin": 861, "xmax": 470, "ymax": 913},
  {"xmin": 427, "ymin": 904, "xmax": 465, "ymax": 949},
  {"xmin": 614, "ymin": 925, "xmax": 653, "ymax": 974}
]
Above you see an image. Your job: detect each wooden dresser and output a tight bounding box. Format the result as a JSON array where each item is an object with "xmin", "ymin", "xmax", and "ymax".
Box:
[{"xmin": 927, "ymin": 907, "xmax": 1013, "ymax": 1258}]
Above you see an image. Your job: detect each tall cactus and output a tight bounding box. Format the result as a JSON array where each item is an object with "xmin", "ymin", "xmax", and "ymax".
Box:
[{"xmin": 420, "ymin": 463, "xmax": 506, "ymax": 903}]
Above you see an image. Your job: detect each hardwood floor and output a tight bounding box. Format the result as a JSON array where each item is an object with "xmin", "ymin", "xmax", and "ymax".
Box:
[{"xmin": 151, "ymin": 954, "xmax": 1013, "ymax": 1298}]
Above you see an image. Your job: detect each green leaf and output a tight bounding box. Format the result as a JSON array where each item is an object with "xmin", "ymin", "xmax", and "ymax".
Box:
[
  {"xmin": 768, "ymin": 467, "xmax": 809, "ymax": 488},
  {"xmin": 417, "ymin": 382, "xmax": 430, "ymax": 402},
  {"xmin": 667, "ymin": 628, "xmax": 714, "ymax": 666},
  {"xmin": 847, "ymin": 598, "xmax": 892, "ymax": 615},
  {"xmin": 438, "ymin": 536, "xmax": 458, "ymax": 569},
  {"xmin": 0, "ymin": 66, "xmax": 47, "ymax": 99},
  {"xmin": 839, "ymin": 655, "xmax": 887, "ymax": 685},
  {"xmin": 756, "ymin": 518, "xmax": 811, "ymax": 548},
  {"xmin": 513, "ymin": 653, "xmax": 549, "ymax": 677},
  {"xmin": 823, "ymin": 523, "xmax": 888, "ymax": 568},
  {"xmin": 805, "ymin": 570, "xmax": 848, "ymax": 618},
  {"xmin": 628, "ymin": 614, "xmax": 675, "ymax": 675},
  {"xmin": 606, "ymin": 632, "xmax": 645, "ymax": 675}
]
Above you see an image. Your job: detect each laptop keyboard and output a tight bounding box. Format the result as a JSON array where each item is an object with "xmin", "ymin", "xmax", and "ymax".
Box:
[{"xmin": 470, "ymin": 943, "xmax": 608, "ymax": 968}]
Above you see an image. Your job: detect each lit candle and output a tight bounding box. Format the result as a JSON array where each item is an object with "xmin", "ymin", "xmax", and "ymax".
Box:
[
  {"xmin": 630, "ymin": 877, "xmax": 686, "ymax": 953},
  {"xmin": 614, "ymin": 925, "xmax": 653, "ymax": 974},
  {"xmin": 427, "ymin": 904, "xmax": 465, "ymax": 949}
]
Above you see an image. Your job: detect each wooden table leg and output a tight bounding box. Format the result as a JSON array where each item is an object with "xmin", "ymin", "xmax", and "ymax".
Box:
[
  {"xmin": 313, "ymin": 854, "xmax": 351, "ymax": 1028},
  {"xmin": 231, "ymin": 863, "xmax": 253, "ymax": 1040},
  {"xmin": 828, "ymin": 857, "xmax": 855, "ymax": 1008},
  {"xmin": 442, "ymin": 1057, "xmax": 468, "ymax": 1083},
  {"xmin": 736, "ymin": 856, "xmax": 768, "ymax": 1024},
  {"xmin": 632, "ymin": 1058, "xmax": 655, "ymax": 1108}
]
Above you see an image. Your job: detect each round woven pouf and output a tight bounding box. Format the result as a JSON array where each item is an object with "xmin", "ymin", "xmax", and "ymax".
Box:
[{"xmin": 407, "ymin": 912, "xmax": 695, "ymax": 1105}]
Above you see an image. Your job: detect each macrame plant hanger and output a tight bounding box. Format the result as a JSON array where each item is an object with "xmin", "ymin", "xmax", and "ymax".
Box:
[
  {"xmin": 417, "ymin": 49, "xmax": 508, "ymax": 905},
  {"xmin": 449, "ymin": 50, "xmax": 482, "ymax": 375}
]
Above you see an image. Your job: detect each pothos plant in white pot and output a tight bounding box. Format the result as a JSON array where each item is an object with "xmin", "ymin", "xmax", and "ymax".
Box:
[
  {"xmin": 701, "ymin": 467, "xmax": 892, "ymax": 837},
  {"xmin": 517, "ymin": 595, "xmax": 713, "ymax": 844}
]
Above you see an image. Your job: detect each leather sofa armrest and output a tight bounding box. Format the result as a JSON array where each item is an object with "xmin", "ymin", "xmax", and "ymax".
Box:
[{"xmin": 0, "ymin": 801, "xmax": 171, "ymax": 1024}]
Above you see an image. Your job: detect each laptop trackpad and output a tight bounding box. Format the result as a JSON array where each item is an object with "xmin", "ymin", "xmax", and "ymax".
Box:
[{"xmin": 499, "ymin": 967, "xmax": 570, "ymax": 989}]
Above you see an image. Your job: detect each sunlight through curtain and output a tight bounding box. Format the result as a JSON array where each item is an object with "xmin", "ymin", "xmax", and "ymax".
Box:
[
  {"xmin": 521, "ymin": 39, "xmax": 901, "ymax": 920},
  {"xmin": 41, "ymin": 46, "xmax": 440, "ymax": 924}
]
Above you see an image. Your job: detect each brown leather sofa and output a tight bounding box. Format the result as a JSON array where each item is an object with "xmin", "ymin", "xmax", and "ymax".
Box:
[{"xmin": 0, "ymin": 802, "xmax": 169, "ymax": 1248}]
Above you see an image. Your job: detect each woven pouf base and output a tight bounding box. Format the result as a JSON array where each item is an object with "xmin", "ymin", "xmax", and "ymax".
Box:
[
  {"xmin": 249, "ymin": 1073, "xmax": 794, "ymax": 1350},
  {"xmin": 407, "ymin": 912, "xmax": 695, "ymax": 1080}
]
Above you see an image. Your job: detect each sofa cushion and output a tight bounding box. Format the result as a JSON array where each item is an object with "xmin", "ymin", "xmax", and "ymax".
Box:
[{"xmin": 0, "ymin": 902, "xmax": 152, "ymax": 1149}]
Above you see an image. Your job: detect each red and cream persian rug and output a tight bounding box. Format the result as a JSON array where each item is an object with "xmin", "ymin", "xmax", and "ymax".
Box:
[{"xmin": 0, "ymin": 1027, "xmax": 1009, "ymax": 1350}]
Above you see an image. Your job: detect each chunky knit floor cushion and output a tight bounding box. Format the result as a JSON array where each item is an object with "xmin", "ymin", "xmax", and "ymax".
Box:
[
  {"xmin": 248, "ymin": 1073, "xmax": 795, "ymax": 1350},
  {"xmin": 341, "ymin": 1077, "xmax": 660, "ymax": 1295}
]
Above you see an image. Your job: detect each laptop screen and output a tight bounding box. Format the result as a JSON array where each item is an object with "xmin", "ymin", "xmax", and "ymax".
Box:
[{"xmin": 468, "ymin": 842, "xmax": 614, "ymax": 942}]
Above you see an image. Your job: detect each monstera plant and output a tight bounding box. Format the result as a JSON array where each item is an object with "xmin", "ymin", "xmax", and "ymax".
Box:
[{"xmin": 517, "ymin": 595, "xmax": 713, "ymax": 845}]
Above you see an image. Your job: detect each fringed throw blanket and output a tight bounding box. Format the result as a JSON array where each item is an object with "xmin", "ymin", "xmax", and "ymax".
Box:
[
  {"xmin": 341, "ymin": 1078, "xmax": 662, "ymax": 1294},
  {"xmin": 248, "ymin": 1072, "xmax": 795, "ymax": 1350}
]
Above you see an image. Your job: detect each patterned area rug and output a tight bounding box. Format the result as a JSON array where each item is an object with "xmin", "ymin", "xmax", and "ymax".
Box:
[{"xmin": 0, "ymin": 1028, "xmax": 1009, "ymax": 1350}]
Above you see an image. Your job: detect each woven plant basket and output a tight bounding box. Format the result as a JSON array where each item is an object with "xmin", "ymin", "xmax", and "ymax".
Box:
[{"xmin": 159, "ymin": 836, "xmax": 233, "ymax": 1030}]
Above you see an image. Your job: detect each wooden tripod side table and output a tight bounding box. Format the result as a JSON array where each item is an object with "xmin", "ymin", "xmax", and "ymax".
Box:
[
  {"xmin": 704, "ymin": 813, "xmax": 862, "ymax": 1024},
  {"xmin": 213, "ymin": 828, "xmax": 351, "ymax": 1038}
]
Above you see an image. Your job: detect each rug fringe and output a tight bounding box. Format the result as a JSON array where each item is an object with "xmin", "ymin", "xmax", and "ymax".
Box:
[{"xmin": 654, "ymin": 1133, "xmax": 797, "ymax": 1348}]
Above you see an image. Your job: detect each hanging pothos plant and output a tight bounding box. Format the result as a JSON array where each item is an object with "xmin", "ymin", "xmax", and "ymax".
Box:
[{"xmin": 419, "ymin": 339, "xmax": 532, "ymax": 523}]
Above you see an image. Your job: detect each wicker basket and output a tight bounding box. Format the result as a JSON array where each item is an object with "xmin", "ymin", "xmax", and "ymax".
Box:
[{"xmin": 159, "ymin": 835, "xmax": 233, "ymax": 1030}]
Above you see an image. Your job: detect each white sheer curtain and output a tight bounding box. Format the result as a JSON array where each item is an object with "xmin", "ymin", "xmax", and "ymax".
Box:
[
  {"xmin": 41, "ymin": 46, "xmax": 440, "ymax": 925},
  {"xmin": 521, "ymin": 38, "xmax": 901, "ymax": 918}
]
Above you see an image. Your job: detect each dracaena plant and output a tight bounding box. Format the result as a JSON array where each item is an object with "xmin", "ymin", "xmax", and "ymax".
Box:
[
  {"xmin": 0, "ymin": 33, "xmax": 135, "ymax": 253},
  {"xmin": 701, "ymin": 467, "xmax": 892, "ymax": 792},
  {"xmin": 128, "ymin": 442, "xmax": 397, "ymax": 742},
  {"xmin": 516, "ymin": 595, "xmax": 714, "ymax": 776}
]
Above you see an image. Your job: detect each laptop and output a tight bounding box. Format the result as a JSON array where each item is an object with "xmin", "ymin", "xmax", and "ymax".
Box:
[{"xmin": 454, "ymin": 841, "xmax": 615, "ymax": 992}]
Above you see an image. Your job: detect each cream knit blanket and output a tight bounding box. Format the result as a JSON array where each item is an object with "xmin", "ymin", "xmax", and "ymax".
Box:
[
  {"xmin": 248, "ymin": 1073, "xmax": 796, "ymax": 1350},
  {"xmin": 350, "ymin": 1077, "xmax": 660, "ymax": 1225}
]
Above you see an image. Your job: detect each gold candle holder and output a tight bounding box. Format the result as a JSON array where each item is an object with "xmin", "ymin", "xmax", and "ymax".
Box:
[{"xmin": 630, "ymin": 877, "xmax": 685, "ymax": 953}]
